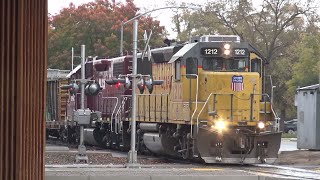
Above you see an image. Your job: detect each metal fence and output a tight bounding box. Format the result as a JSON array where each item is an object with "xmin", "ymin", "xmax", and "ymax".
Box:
[{"xmin": 0, "ymin": 0, "xmax": 47, "ymax": 180}]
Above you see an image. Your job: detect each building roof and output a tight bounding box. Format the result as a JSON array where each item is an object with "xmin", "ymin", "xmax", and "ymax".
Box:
[
  {"xmin": 47, "ymin": 69, "xmax": 70, "ymax": 80},
  {"xmin": 297, "ymin": 84, "xmax": 319, "ymax": 91}
]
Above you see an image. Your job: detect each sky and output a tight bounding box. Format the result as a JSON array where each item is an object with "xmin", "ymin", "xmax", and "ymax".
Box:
[{"xmin": 48, "ymin": 0, "xmax": 210, "ymax": 38}]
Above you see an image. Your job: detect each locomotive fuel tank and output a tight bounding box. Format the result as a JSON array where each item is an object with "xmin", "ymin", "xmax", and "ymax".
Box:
[
  {"xmin": 143, "ymin": 133, "xmax": 178, "ymax": 156},
  {"xmin": 83, "ymin": 128, "xmax": 103, "ymax": 146},
  {"xmin": 139, "ymin": 123, "xmax": 178, "ymax": 156}
]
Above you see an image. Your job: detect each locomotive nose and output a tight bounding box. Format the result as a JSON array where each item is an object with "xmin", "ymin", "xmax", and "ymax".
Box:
[{"xmin": 198, "ymin": 72, "xmax": 261, "ymax": 122}]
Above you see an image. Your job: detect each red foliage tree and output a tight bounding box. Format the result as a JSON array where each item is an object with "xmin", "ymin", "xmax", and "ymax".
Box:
[{"xmin": 48, "ymin": 0, "xmax": 165, "ymax": 69}]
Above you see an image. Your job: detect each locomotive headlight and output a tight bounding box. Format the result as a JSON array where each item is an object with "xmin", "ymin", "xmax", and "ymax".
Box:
[
  {"xmin": 258, "ymin": 121, "xmax": 265, "ymax": 129},
  {"xmin": 224, "ymin": 49, "xmax": 231, "ymax": 56},
  {"xmin": 216, "ymin": 120, "xmax": 226, "ymax": 130},
  {"xmin": 224, "ymin": 43, "xmax": 231, "ymax": 50}
]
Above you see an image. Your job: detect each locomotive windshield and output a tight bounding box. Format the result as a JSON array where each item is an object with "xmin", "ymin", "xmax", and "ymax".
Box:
[{"xmin": 202, "ymin": 58, "xmax": 246, "ymax": 72}]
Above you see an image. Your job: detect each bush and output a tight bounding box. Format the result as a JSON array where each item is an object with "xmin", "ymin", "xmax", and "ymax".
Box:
[{"xmin": 282, "ymin": 133, "xmax": 297, "ymax": 138}]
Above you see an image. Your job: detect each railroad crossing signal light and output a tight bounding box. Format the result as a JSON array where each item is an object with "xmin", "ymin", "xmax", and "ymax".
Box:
[
  {"xmin": 60, "ymin": 83, "xmax": 79, "ymax": 95},
  {"xmin": 85, "ymin": 82, "xmax": 102, "ymax": 96},
  {"xmin": 115, "ymin": 82, "xmax": 121, "ymax": 89},
  {"xmin": 145, "ymin": 78, "xmax": 164, "ymax": 94},
  {"xmin": 105, "ymin": 77, "xmax": 131, "ymax": 90},
  {"xmin": 137, "ymin": 78, "xmax": 145, "ymax": 94}
]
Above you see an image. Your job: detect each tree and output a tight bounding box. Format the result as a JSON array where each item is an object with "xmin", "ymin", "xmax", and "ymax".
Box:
[
  {"xmin": 173, "ymin": 0, "xmax": 317, "ymax": 62},
  {"xmin": 288, "ymin": 34, "xmax": 320, "ymax": 89},
  {"xmin": 48, "ymin": 0, "xmax": 166, "ymax": 69}
]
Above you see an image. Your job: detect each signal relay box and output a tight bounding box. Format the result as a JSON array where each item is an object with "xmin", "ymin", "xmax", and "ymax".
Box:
[{"xmin": 73, "ymin": 109, "xmax": 91, "ymax": 125}]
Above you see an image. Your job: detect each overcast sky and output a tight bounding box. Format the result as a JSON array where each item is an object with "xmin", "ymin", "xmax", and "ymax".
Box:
[{"xmin": 49, "ymin": 0, "xmax": 212, "ymax": 38}]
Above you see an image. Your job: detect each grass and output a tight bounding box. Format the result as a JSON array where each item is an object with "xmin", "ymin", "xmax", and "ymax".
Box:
[{"xmin": 282, "ymin": 133, "xmax": 297, "ymax": 138}]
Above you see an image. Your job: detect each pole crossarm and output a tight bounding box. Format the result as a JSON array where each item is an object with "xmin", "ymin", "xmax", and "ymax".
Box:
[
  {"xmin": 120, "ymin": 5, "xmax": 200, "ymax": 56},
  {"xmin": 123, "ymin": 6, "xmax": 194, "ymax": 26}
]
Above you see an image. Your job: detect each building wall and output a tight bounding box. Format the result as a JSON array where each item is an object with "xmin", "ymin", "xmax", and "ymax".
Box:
[
  {"xmin": 0, "ymin": 0, "xmax": 47, "ymax": 180},
  {"xmin": 296, "ymin": 86, "xmax": 320, "ymax": 150}
]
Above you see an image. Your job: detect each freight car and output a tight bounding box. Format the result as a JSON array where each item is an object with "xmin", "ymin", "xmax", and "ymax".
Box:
[
  {"xmin": 66, "ymin": 35, "xmax": 282, "ymax": 164},
  {"xmin": 46, "ymin": 69, "xmax": 71, "ymax": 140}
]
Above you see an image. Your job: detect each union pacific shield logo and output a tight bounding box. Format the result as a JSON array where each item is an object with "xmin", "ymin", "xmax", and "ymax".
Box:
[{"xmin": 231, "ymin": 75, "xmax": 244, "ymax": 91}]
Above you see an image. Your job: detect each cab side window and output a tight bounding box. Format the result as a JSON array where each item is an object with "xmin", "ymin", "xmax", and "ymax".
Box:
[
  {"xmin": 186, "ymin": 57, "xmax": 198, "ymax": 77},
  {"xmin": 175, "ymin": 60, "xmax": 181, "ymax": 81},
  {"xmin": 250, "ymin": 59, "xmax": 261, "ymax": 76}
]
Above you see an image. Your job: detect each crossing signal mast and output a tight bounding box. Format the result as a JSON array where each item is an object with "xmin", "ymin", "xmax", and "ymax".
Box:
[{"xmin": 61, "ymin": 45, "xmax": 103, "ymax": 163}]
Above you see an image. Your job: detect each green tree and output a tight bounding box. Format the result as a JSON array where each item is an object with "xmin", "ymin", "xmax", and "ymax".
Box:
[
  {"xmin": 288, "ymin": 34, "xmax": 320, "ymax": 89},
  {"xmin": 48, "ymin": 0, "xmax": 166, "ymax": 69}
]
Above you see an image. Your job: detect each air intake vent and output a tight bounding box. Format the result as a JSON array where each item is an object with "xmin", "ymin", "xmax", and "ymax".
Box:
[{"xmin": 200, "ymin": 35, "xmax": 241, "ymax": 42}]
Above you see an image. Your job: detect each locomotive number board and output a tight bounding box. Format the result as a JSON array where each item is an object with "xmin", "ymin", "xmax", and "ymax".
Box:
[
  {"xmin": 200, "ymin": 48, "xmax": 220, "ymax": 56},
  {"xmin": 200, "ymin": 47, "xmax": 248, "ymax": 57},
  {"xmin": 233, "ymin": 48, "xmax": 248, "ymax": 57}
]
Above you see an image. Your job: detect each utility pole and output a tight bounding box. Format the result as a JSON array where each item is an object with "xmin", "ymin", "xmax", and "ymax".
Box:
[
  {"xmin": 71, "ymin": 47, "xmax": 81, "ymax": 71},
  {"xmin": 72, "ymin": 47, "xmax": 74, "ymax": 70},
  {"xmin": 120, "ymin": 23, "xmax": 124, "ymax": 56},
  {"xmin": 127, "ymin": 20, "xmax": 138, "ymax": 166}
]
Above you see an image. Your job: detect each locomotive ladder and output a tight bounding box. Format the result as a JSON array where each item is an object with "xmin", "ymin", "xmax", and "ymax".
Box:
[{"xmin": 59, "ymin": 79, "xmax": 69, "ymax": 121}]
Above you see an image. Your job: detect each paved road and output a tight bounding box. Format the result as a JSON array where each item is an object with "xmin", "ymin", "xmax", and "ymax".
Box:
[{"xmin": 279, "ymin": 138, "xmax": 297, "ymax": 152}]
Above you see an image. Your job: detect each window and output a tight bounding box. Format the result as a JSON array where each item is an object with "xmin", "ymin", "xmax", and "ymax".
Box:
[
  {"xmin": 186, "ymin": 57, "xmax": 198, "ymax": 78},
  {"xmin": 202, "ymin": 58, "xmax": 247, "ymax": 72},
  {"xmin": 225, "ymin": 59, "xmax": 246, "ymax": 71},
  {"xmin": 175, "ymin": 60, "xmax": 181, "ymax": 81},
  {"xmin": 202, "ymin": 58, "xmax": 223, "ymax": 71},
  {"xmin": 250, "ymin": 59, "xmax": 261, "ymax": 76}
]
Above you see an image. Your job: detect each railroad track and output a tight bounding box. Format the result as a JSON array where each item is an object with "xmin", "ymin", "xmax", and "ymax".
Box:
[{"xmin": 47, "ymin": 138, "xmax": 320, "ymax": 179}]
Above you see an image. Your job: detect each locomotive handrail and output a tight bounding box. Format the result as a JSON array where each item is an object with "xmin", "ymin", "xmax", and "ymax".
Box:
[
  {"xmin": 102, "ymin": 96, "xmax": 119, "ymax": 133},
  {"xmin": 196, "ymin": 93, "xmax": 279, "ymax": 132},
  {"xmin": 115, "ymin": 97, "xmax": 129, "ymax": 134},
  {"xmin": 181, "ymin": 74, "xmax": 198, "ymax": 139},
  {"xmin": 136, "ymin": 93, "xmax": 169, "ymax": 96},
  {"xmin": 251, "ymin": 93, "xmax": 280, "ymax": 131},
  {"xmin": 196, "ymin": 93, "xmax": 234, "ymax": 133},
  {"xmin": 120, "ymin": 94, "xmax": 132, "ymax": 115}
]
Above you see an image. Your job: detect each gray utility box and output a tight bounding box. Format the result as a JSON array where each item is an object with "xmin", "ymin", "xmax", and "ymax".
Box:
[
  {"xmin": 73, "ymin": 109, "xmax": 91, "ymax": 125},
  {"xmin": 295, "ymin": 84, "xmax": 320, "ymax": 150}
]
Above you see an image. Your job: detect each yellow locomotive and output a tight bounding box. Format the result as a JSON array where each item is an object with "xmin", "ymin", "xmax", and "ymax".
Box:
[
  {"xmin": 73, "ymin": 35, "xmax": 281, "ymax": 164},
  {"xmin": 131, "ymin": 35, "xmax": 281, "ymax": 164}
]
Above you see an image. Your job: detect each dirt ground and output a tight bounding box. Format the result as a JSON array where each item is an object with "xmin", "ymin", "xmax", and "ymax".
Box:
[
  {"xmin": 275, "ymin": 150, "xmax": 320, "ymax": 166},
  {"xmin": 45, "ymin": 151, "xmax": 176, "ymax": 165},
  {"xmin": 46, "ymin": 150, "xmax": 320, "ymax": 166}
]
